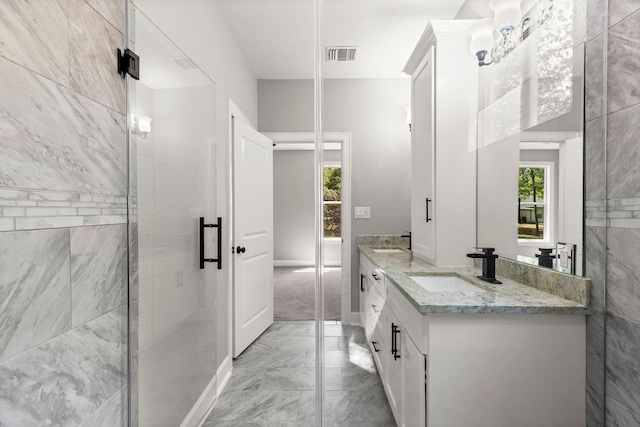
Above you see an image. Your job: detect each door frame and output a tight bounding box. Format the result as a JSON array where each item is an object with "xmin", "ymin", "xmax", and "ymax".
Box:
[{"xmin": 263, "ymin": 131, "xmax": 352, "ymax": 325}]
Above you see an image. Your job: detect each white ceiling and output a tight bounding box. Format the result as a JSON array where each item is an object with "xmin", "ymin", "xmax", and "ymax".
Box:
[{"xmin": 216, "ymin": 0, "xmax": 468, "ymax": 80}]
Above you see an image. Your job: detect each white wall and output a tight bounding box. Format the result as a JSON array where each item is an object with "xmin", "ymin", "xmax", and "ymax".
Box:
[
  {"xmin": 258, "ymin": 78, "xmax": 411, "ymax": 311},
  {"xmin": 133, "ymin": 0, "xmax": 258, "ymax": 371}
]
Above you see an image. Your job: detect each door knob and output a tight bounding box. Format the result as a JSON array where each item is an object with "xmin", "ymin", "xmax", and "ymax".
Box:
[{"xmin": 236, "ymin": 246, "xmax": 246, "ymax": 254}]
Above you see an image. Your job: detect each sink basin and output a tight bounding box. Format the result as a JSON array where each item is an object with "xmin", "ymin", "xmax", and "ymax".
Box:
[
  {"xmin": 373, "ymin": 248, "xmax": 404, "ymax": 254},
  {"xmin": 409, "ymin": 275, "xmax": 486, "ymax": 293}
]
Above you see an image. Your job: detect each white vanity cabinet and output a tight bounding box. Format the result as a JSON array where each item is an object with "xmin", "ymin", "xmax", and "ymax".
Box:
[
  {"xmin": 404, "ymin": 21, "xmax": 477, "ymax": 266},
  {"xmin": 359, "ymin": 254, "xmax": 586, "ymax": 427}
]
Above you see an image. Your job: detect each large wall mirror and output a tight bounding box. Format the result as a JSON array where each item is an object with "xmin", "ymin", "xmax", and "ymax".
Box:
[{"xmin": 473, "ymin": 0, "xmax": 586, "ymax": 275}]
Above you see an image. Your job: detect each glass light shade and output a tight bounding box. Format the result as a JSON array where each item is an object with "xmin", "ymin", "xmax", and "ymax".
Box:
[
  {"xmin": 405, "ymin": 106, "xmax": 411, "ymax": 125},
  {"xmin": 489, "ymin": 0, "xmax": 522, "ymax": 36},
  {"xmin": 469, "ymin": 19, "xmax": 494, "ymax": 63},
  {"xmin": 138, "ymin": 115, "xmax": 152, "ymax": 133}
]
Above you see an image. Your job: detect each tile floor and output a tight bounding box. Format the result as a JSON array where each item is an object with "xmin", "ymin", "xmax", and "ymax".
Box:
[{"xmin": 203, "ymin": 321, "xmax": 396, "ymax": 426}]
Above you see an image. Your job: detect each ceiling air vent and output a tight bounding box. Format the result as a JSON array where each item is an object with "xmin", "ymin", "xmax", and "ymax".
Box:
[{"xmin": 326, "ymin": 46, "xmax": 359, "ymax": 62}]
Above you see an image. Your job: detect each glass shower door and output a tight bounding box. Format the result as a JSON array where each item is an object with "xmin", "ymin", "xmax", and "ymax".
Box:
[{"xmin": 127, "ymin": 6, "xmax": 218, "ymax": 427}]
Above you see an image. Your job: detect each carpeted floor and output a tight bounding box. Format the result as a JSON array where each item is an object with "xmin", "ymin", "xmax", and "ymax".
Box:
[{"xmin": 274, "ymin": 267, "xmax": 342, "ymax": 321}]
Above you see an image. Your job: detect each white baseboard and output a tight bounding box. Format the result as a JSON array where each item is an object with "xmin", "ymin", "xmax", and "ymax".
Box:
[
  {"xmin": 274, "ymin": 260, "xmax": 342, "ymax": 267},
  {"xmin": 349, "ymin": 312, "xmax": 362, "ymax": 326},
  {"xmin": 216, "ymin": 355, "xmax": 233, "ymax": 397},
  {"xmin": 179, "ymin": 373, "xmax": 218, "ymax": 427}
]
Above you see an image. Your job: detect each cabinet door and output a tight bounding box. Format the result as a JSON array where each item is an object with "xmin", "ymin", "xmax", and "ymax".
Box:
[
  {"xmin": 384, "ymin": 306, "xmax": 403, "ymax": 422},
  {"xmin": 411, "ymin": 47, "xmax": 436, "ymax": 262},
  {"xmin": 358, "ymin": 268, "xmax": 367, "ymax": 329},
  {"xmin": 402, "ymin": 335, "xmax": 426, "ymax": 427}
]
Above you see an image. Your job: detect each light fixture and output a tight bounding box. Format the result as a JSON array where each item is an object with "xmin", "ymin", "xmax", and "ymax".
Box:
[
  {"xmin": 469, "ymin": 19, "xmax": 494, "ymax": 66},
  {"xmin": 131, "ymin": 114, "xmax": 152, "ymax": 138},
  {"xmin": 405, "ymin": 106, "xmax": 412, "ymax": 132},
  {"xmin": 489, "ymin": 0, "xmax": 522, "ymax": 37}
]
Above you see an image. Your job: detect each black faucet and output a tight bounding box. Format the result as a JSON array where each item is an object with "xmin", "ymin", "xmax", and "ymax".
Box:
[
  {"xmin": 466, "ymin": 247, "xmax": 502, "ymax": 284},
  {"xmin": 536, "ymin": 248, "xmax": 556, "ymax": 268},
  {"xmin": 400, "ymin": 231, "xmax": 411, "ymax": 250}
]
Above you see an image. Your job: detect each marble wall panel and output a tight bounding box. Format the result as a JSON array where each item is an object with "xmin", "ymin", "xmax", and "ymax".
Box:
[
  {"xmin": 0, "ymin": 306, "xmax": 127, "ymax": 427},
  {"xmin": 607, "ymin": 228, "xmax": 640, "ymax": 322},
  {"xmin": 0, "ymin": 229, "xmax": 70, "ymax": 364},
  {"xmin": 607, "ymin": 9, "xmax": 640, "ymax": 113},
  {"xmin": 606, "ymin": 396, "xmax": 640, "ymax": 426},
  {"xmin": 587, "ymin": 308, "xmax": 606, "ymax": 390},
  {"xmin": 69, "ymin": 0, "xmax": 126, "ymax": 114},
  {"xmin": 71, "ymin": 225, "xmax": 127, "ymax": 327},
  {"xmin": 605, "ymin": 313, "xmax": 640, "ymax": 416},
  {"xmin": 585, "ymin": 117, "xmax": 606, "ymax": 201},
  {"xmin": 587, "ymin": 0, "xmax": 606, "ymax": 41},
  {"xmin": 586, "ymin": 35, "xmax": 605, "ymax": 122},
  {"xmin": 609, "ymin": 0, "xmax": 640, "ymax": 28},
  {"xmin": 78, "ymin": 386, "xmax": 127, "ymax": 427},
  {"xmin": 587, "ymin": 383, "xmax": 605, "ymax": 427},
  {"xmin": 607, "ymin": 102, "xmax": 640, "ymax": 199},
  {"xmin": 585, "ymin": 226, "xmax": 606, "ymax": 309},
  {"xmin": 85, "ymin": 0, "xmax": 126, "ymax": 34},
  {"xmin": 0, "ymin": 0, "xmax": 70, "ymax": 86},
  {"xmin": 0, "ymin": 57, "xmax": 126, "ymax": 195}
]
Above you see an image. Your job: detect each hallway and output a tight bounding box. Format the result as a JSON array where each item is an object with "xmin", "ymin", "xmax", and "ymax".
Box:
[{"xmin": 204, "ymin": 321, "xmax": 396, "ymax": 426}]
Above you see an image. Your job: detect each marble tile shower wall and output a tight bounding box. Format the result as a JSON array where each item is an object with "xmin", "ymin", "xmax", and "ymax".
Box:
[
  {"xmin": 0, "ymin": 0, "xmax": 128, "ymax": 426},
  {"xmin": 585, "ymin": 0, "xmax": 640, "ymax": 425}
]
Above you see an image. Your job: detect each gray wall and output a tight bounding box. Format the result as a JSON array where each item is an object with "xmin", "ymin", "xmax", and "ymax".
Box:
[
  {"xmin": 584, "ymin": 0, "xmax": 640, "ymax": 424},
  {"xmin": 0, "ymin": 1, "xmax": 128, "ymax": 425},
  {"xmin": 274, "ymin": 150, "xmax": 315, "ymax": 263},
  {"xmin": 259, "ymin": 78, "xmax": 412, "ymax": 311}
]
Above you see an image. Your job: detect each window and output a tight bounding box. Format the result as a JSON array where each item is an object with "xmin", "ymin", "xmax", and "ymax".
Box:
[
  {"xmin": 323, "ymin": 166, "xmax": 341, "ymax": 238},
  {"xmin": 518, "ymin": 164, "xmax": 550, "ymax": 241}
]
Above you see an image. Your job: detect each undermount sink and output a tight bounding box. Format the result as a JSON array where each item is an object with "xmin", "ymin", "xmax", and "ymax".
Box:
[
  {"xmin": 372, "ymin": 248, "xmax": 404, "ymax": 254},
  {"xmin": 409, "ymin": 275, "xmax": 486, "ymax": 293}
]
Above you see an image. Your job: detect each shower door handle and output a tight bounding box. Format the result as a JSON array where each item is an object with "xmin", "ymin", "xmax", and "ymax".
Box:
[{"xmin": 200, "ymin": 217, "xmax": 222, "ymax": 270}]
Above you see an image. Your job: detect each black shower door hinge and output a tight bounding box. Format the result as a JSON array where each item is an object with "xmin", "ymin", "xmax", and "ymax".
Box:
[{"xmin": 117, "ymin": 48, "xmax": 140, "ymax": 80}]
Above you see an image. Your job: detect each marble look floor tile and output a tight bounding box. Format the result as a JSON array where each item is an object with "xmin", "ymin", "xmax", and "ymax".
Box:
[
  {"xmin": 0, "ymin": 229, "xmax": 70, "ymax": 363},
  {"xmin": 298, "ymin": 390, "xmax": 394, "ymax": 422},
  {"xmin": 234, "ymin": 348, "xmax": 307, "ymax": 369},
  {"xmin": 607, "ymin": 103, "xmax": 640, "ymax": 199},
  {"xmin": 304, "ymin": 348, "xmax": 375, "ymax": 371},
  {"xmin": 606, "ymin": 396, "xmax": 640, "ymax": 426},
  {"xmin": 325, "ymin": 422, "xmax": 397, "ymax": 427},
  {"xmin": 208, "ymin": 391, "xmax": 301, "ymax": 421},
  {"xmin": 77, "ymin": 386, "xmax": 127, "ymax": 427},
  {"xmin": 607, "ymin": 228, "xmax": 640, "ymax": 322},
  {"xmin": 586, "ymin": 35, "xmax": 605, "ymax": 122},
  {"xmin": 607, "ymin": 10, "xmax": 640, "ymax": 113},
  {"xmin": 0, "ymin": 306, "xmax": 127, "ymax": 427},
  {"xmin": 337, "ymin": 333, "xmax": 368, "ymax": 351},
  {"xmin": 609, "ymin": 0, "xmax": 640, "ymax": 28},
  {"xmin": 324, "ymin": 325, "xmax": 367, "ymax": 342},
  {"xmin": 260, "ymin": 367, "xmax": 342, "ymax": 391},
  {"xmin": 0, "ymin": 0, "xmax": 70, "ymax": 85},
  {"xmin": 85, "ymin": 0, "xmax": 125, "ymax": 33},
  {"xmin": 605, "ymin": 313, "xmax": 640, "ymax": 415},
  {"xmin": 204, "ymin": 421, "xmax": 316, "ymax": 427},
  {"xmin": 264, "ymin": 322, "xmax": 315, "ymax": 337},
  {"xmin": 341, "ymin": 366, "xmax": 383, "ymax": 390},
  {"xmin": 586, "ymin": 384, "xmax": 605, "ymax": 427},
  {"xmin": 252, "ymin": 334, "xmax": 317, "ymax": 352},
  {"xmin": 0, "ymin": 57, "xmax": 126, "ymax": 195},
  {"xmin": 224, "ymin": 367, "xmax": 264, "ymax": 391},
  {"xmin": 69, "ymin": 0, "xmax": 125, "ymax": 113},
  {"xmin": 71, "ymin": 225, "xmax": 128, "ymax": 327}
]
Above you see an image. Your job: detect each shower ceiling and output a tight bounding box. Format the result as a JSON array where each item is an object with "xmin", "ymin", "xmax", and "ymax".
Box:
[{"xmin": 215, "ymin": 0, "xmax": 467, "ymax": 79}]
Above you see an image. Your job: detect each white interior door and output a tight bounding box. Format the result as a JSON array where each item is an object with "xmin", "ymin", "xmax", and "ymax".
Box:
[{"xmin": 233, "ymin": 118, "xmax": 274, "ymax": 357}]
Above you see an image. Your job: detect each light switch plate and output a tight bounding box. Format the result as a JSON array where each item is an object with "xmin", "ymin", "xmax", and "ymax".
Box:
[{"xmin": 354, "ymin": 207, "xmax": 370, "ymax": 219}]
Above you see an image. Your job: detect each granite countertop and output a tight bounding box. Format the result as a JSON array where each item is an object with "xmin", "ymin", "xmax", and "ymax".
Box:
[{"xmin": 359, "ymin": 245, "xmax": 589, "ymax": 315}]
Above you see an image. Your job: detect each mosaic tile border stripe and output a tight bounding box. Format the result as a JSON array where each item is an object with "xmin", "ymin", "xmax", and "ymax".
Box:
[
  {"xmin": 585, "ymin": 199, "xmax": 640, "ymax": 228},
  {"xmin": 0, "ymin": 188, "xmax": 126, "ymax": 231}
]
